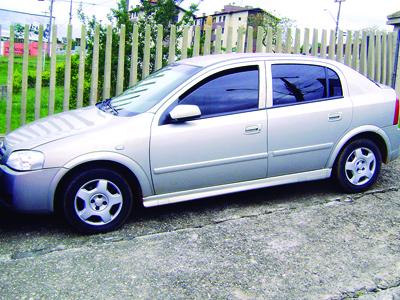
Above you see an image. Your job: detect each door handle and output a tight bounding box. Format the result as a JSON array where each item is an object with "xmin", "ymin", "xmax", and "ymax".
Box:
[
  {"xmin": 245, "ymin": 124, "xmax": 262, "ymax": 134},
  {"xmin": 328, "ymin": 112, "xmax": 342, "ymax": 122}
]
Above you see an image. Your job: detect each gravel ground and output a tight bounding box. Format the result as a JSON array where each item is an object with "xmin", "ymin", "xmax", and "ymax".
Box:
[{"xmin": 0, "ymin": 159, "xmax": 400, "ymax": 299}]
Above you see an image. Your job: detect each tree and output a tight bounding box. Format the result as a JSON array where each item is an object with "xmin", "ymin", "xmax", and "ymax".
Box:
[
  {"xmin": 14, "ymin": 23, "xmax": 25, "ymax": 42},
  {"xmin": 248, "ymin": 12, "xmax": 294, "ymax": 49},
  {"xmin": 78, "ymin": 0, "xmax": 197, "ymax": 101}
]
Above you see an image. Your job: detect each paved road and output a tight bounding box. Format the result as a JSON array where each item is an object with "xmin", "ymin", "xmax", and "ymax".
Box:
[{"xmin": 1, "ymin": 160, "xmax": 400, "ymax": 299}]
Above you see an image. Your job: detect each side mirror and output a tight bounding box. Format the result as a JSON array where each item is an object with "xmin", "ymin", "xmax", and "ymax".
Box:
[{"xmin": 169, "ymin": 104, "xmax": 201, "ymax": 122}]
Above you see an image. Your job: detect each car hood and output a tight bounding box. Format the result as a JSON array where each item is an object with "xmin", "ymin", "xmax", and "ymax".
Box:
[{"xmin": 4, "ymin": 106, "xmax": 113, "ymax": 151}]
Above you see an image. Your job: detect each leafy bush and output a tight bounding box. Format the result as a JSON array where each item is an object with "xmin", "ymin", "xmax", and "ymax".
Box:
[{"xmin": 12, "ymin": 70, "xmax": 22, "ymax": 93}]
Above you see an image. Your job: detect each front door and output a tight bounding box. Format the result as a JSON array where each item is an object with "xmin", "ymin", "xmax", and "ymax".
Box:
[{"xmin": 150, "ymin": 64, "xmax": 268, "ymax": 195}]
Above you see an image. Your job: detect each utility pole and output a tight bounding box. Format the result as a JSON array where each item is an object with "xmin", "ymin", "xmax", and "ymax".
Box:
[
  {"xmin": 126, "ymin": 0, "xmax": 129, "ymax": 11},
  {"xmin": 49, "ymin": 0, "xmax": 54, "ymax": 55},
  {"xmin": 69, "ymin": 0, "xmax": 73, "ymax": 24},
  {"xmin": 334, "ymin": 0, "xmax": 345, "ymax": 38}
]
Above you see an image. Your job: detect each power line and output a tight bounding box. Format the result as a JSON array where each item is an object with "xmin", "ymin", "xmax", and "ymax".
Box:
[{"xmin": 54, "ymin": 0, "xmax": 115, "ymax": 6}]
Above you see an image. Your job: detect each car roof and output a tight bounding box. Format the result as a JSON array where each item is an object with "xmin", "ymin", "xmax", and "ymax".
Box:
[{"xmin": 178, "ymin": 53, "xmax": 345, "ymax": 69}]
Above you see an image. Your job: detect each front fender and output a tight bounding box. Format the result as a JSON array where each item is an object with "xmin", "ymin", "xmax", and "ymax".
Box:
[
  {"xmin": 47, "ymin": 151, "xmax": 154, "ymax": 211},
  {"xmin": 326, "ymin": 125, "xmax": 391, "ymax": 168}
]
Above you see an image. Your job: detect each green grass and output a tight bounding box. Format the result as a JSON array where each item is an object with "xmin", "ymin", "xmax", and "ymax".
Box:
[
  {"xmin": 0, "ymin": 86, "xmax": 66, "ymax": 134},
  {"xmin": 0, "ymin": 55, "xmax": 67, "ymax": 135},
  {"xmin": 0, "ymin": 55, "xmax": 65, "ymax": 86}
]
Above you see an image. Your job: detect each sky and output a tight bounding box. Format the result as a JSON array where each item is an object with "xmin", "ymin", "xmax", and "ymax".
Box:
[{"xmin": 0, "ymin": 0, "xmax": 398, "ymax": 38}]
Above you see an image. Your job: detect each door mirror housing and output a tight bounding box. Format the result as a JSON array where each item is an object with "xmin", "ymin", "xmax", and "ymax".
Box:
[{"xmin": 169, "ymin": 105, "xmax": 201, "ymax": 122}]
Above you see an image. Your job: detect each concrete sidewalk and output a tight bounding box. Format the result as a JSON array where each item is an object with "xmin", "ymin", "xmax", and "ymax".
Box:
[{"xmin": 1, "ymin": 161, "xmax": 400, "ymax": 299}]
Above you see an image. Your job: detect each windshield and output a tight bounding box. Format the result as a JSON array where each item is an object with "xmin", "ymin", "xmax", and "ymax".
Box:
[{"xmin": 98, "ymin": 63, "xmax": 201, "ymax": 116}]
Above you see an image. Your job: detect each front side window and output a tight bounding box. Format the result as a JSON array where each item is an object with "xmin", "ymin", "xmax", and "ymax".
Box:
[
  {"xmin": 272, "ymin": 64, "xmax": 343, "ymax": 106},
  {"xmin": 178, "ymin": 66, "xmax": 259, "ymax": 118}
]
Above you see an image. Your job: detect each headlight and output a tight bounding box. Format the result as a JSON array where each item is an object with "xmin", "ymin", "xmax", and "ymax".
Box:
[{"xmin": 6, "ymin": 151, "xmax": 45, "ymax": 171}]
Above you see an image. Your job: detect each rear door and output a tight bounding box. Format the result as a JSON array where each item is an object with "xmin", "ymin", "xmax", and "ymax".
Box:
[{"xmin": 266, "ymin": 62, "xmax": 352, "ymax": 177}]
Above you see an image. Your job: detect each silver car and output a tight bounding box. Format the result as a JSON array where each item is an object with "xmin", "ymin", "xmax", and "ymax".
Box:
[{"xmin": 1, "ymin": 53, "xmax": 399, "ymax": 233}]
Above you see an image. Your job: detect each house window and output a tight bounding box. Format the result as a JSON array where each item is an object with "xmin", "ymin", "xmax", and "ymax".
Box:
[
  {"xmin": 223, "ymin": 16, "xmax": 226, "ymax": 22},
  {"xmin": 238, "ymin": 17, "xmax": 241, "ymax": 21}
]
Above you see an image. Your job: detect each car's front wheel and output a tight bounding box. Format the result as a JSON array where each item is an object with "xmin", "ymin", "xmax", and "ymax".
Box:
[
  {"xmin": 63, "ymin": 168, "xmax": 134, "ymax": 234},
  {"xmin": 334, "ymin": 139, "xmax": 382, "ymax": 193}
]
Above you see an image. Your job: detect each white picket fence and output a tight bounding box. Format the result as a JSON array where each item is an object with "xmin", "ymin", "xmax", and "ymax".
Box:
[{"xmin": 1, "ymin": 23, "xmax": 400, "ymax": 136}]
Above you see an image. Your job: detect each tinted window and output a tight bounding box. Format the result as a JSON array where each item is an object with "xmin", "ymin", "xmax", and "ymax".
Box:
[
  {"xmin": 327, "ymin": 68, "xmax": 343, "ymax": 97},
  {"xmin": 272, "ymin": 64, "xmax": 343, "ymax": 106},
  {"xmin": 179, "ymin": 66, "xmax": 259, "ymax": 118},
  {"xmin": 272, "ymin": 64, "xmax": 327, "ymax": 105}
]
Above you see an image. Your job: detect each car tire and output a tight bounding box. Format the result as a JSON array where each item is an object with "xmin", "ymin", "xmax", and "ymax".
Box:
[
  {"xmin": 334, "ymin": 139, "xmax": 382, "ymax": 193},
  {"xmin": 63, "ymin": 168, "xmax": 134, "ymax": 234}
]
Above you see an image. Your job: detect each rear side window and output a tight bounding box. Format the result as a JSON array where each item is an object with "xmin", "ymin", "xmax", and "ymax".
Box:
[
  {"xmin": 178, "ymin": 66, "xmax": 259, "ymax": 118},
  {"xmin": 272, "ymin": 64, "xmax": 343, "ymax": 106}
]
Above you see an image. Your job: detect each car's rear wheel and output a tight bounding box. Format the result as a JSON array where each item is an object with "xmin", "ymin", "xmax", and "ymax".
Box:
[
  {"xmin": 63, "ymin": 168, "xmax": 134, "ymax": 234},
  {"xmin": 334, "ymin": 139, "xmax": 382, "ymax": 193}
]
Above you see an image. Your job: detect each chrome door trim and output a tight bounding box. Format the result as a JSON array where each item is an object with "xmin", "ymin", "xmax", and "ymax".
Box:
[
  {"xmin": 153, "ymin": 152, "xmax": 269, "ymax": 175},
  {"xmin": 271, "ymin": 143, "xmax": 333, "ymax": 157},
  {"xmin": 143, "ymin": 168, "xmax": 332, "ymax": 207}
]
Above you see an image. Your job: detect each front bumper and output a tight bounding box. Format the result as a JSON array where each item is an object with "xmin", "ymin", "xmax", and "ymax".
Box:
[{"xmin": 0, "ymin": 164, "xmax": 61, "ymax": 213}]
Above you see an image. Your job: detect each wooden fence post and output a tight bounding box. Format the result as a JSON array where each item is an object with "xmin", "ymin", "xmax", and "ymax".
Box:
[
  {"xmin": 181, "ymin": 26, "xmax": 189, "ymax": 59},
  {"xmin": 275, "ymin": 27, "xmax": 282, "ymax": 53},
  {"xmin": 203, "ymin": 25, "xmax": 211, "ymax": 55},
  {"xmin": 90, "ymin": 25, "xmax": 100, "ymax": 105},
  {"xmin": 285, "ymin": 28, "xmax": 292, "ymax": 54},
  {"xmin": 352, "ymin": 31, "xmax": 360, "ymax": 71},
  {"xmin": 129, "ymin": 23, "xmax": 139, "ymax": 87},
  {"xmin": 266, "ymin": 27, "xmax": 273, "ymax": 53},
  {"xmin": 63, "ymin": 24, "xmax": 72, "ymax": 111},
  {"xmin": 226, "ymin": 26, "xmax": 233, "ymax": 53},
  {"xmin": 35, "ymin": 25, "xmax": 44, "ymax": 119},
  {"xmin": 246, "ymin": 26, "xmax": 254, "ymax": 53},
  {"xmin": 142, "ymin": 25, "xmax": 151, "ymax": 78},
  {"xmin": 20, "ymin": 25, "xmax": 29, "ymax": 125},
  {"xmin": 336, "ymin": 30, "xmax": 344, "ymax": 63},
  {"xmin": 155, "ymin": 24, "xmax": 163, "ymax": 70},
  {"xmin": 367, "ymin": 32, "xmax": 375, "ymax": 80},
  {"xmin": 237, "ymin": 26, "xmax": 245, "ymax": 53},
  {"xmin": 381, "ymin": 32, "xmax": 387, "ymax": 84},
  {"xmin": 103, "ymin": 25, "xmax": 112, "ymax": 100},
  {"xmin": 256, "ymin": 26, "xmax": 264, "ymax": 53},
  {"xmin": 311, "ymin": 28, "xmax": 318, "ymax": 56},
  {"xmin": 116, "ymin": 24, "xmax": 126, "ymax": 96},
  {"xmin": 193, "ymin": 25, "xmax": 200, "ymax": 57},
  {"xmin": 77, "ymin": 25, "xmax": 87, "ymax": 107},
  {"xmin": 215, "ymin": 26, "xmax": 222, "ymax": 54},
  {"xmin": 344, "ymin": 31, "xmax": 352, "ymax": 66},
  {"xmin": 168, "ymin": 24, "xmax": 176, "ymax": 63},
  {"xmin": 328, "ymin": 30, "xmax": 335, "ymax": 60},
  {"xmin": 375, "ymin": 32, "xmax": 382, "ymax": 83},
  {"xmin": 360, "ymin": 31, "xmax": 368, "ymax": 76},
  {"xmin": 320, "ymin": 29, "xmax": 327, "ymax": 58},
  {"xmin": 303, "ymin": 28, "xmax": 310, "ymax": 55},
  {"xmin": 294, "ymin": 28, "xmax": 301, "ymax": 54},
  {"xmin": 48, "ymin": 24, "xmax": 57, "ymax": 114},
  {"xmin": 6, "ymin": 25, "xmax": 14, "ymax": 133}
]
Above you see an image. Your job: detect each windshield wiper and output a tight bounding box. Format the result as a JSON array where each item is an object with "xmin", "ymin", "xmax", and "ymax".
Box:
[{"xmin": 97, "ymin": 98, "xmax": 119, "ymax": 115}]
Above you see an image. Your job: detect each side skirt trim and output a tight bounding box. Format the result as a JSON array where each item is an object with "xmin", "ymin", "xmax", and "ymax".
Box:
[{"xmin": 143, "ymin": 168, "xmax": 332, "ymax": 207}]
